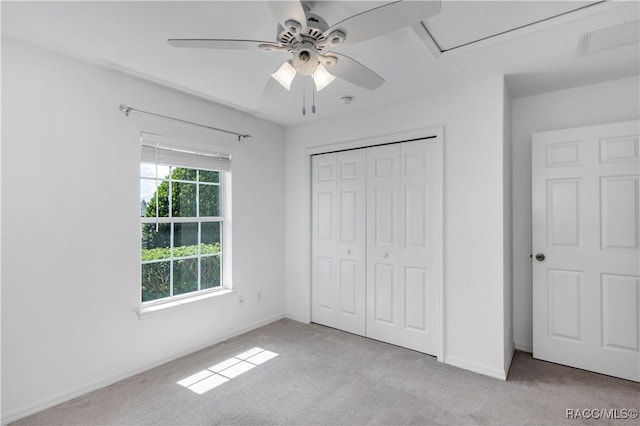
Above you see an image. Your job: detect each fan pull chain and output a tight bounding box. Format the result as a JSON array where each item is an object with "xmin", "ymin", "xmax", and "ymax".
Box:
[
  {"xmin": 302, "ymin": 78, "xmax": 306, "ymax": 116},
  {"xmin": 312, "ymin": 81, "xmax": 316, "ymax": 114}
]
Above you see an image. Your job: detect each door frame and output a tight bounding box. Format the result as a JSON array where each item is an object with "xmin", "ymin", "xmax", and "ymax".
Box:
[{"xmin": 303, "ymin": 126, "xmax": 445, "ymax": 362}]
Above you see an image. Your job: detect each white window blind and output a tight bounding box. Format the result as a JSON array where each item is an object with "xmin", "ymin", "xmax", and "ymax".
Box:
[{"xmin": 140, "ymin": 132, "xmax": 231, "ymax": 172}]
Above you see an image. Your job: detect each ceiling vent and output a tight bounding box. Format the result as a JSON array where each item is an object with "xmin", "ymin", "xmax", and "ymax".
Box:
[{"xmin": 577, "ymin": 19, "xmax": 639, "ymax": 56}]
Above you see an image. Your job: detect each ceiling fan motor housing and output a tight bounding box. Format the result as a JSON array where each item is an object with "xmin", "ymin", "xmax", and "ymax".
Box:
[
  {"xmin": 292, "ymin": 41, "xmax": 320, "ymax": 75},
  {"xmin": 277, "ymin": 12, "xmax": 329, "ymax": 48},
  {"xmin": 278, "ymin": 11, "xmax": 347, "ymax": 76}
]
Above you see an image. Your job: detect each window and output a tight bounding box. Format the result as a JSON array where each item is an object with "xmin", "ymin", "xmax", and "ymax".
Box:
[{"xmin": 140, "ymin": 137, "xmax": 230, "ymax": 304}]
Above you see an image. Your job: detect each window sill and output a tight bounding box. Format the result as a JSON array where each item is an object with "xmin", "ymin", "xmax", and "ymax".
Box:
[{"xmin": 138, "ymin": 288, "xmax": 233, "ymax": 319}]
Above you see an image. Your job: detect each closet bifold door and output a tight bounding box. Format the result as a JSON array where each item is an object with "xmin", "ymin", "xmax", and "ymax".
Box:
[
  {"xmin": 366, "ymin": 144, "xmax": 402, "ymax": 345},
  {"xmin": 311, "ymin": 150, "xmax": 366, "ymax": 336},
  {"xmin": 366, "ymin": 140, "xmax": 438, "ymax": 355}
]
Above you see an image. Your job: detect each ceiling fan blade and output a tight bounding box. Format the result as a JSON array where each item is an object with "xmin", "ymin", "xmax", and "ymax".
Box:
[
  {"xmin": 322, "ymin": 52, "xmax": 384, "ymax": 90},
  {"xmin": 168, "ymin": 39, "xmax": 279, "ymax": 50},
  {"xmin": 263, "ymin": 76, "xmax": 287, "ymax": 98},
  {"xmin": 267, "ymin": 1, "xmax": 308, "ymax": 33},
  {"xmin": 323, "ymin": 0, "xmax": 441, "ymax": 45}
]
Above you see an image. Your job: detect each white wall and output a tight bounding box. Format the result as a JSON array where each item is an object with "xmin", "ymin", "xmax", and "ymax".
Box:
[
  {"xmin": 285, "ymin": 76, "xmax": 512, "ymax": 379},
  {"xmin": 1, "ymin": 39, "xmax": 286, "ymax": 422},
  {"xmin": 510, "ymin": 75, "xmax": 640, "ymax": 352}
]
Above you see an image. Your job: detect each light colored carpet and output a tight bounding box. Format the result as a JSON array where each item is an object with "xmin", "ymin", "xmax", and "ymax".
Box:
[{"xmin": 11, "ymin": 319, "xmax": 640, "ymax": 425}]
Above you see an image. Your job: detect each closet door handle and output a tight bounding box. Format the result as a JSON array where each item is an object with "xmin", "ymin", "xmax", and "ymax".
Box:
[
  {"xmin": 384, "ymin": 252, "xmax": 389, "ymax": 258},
  {"xmin": 346, "ymin": 249, "xmax": 351, "ymax": 254}
]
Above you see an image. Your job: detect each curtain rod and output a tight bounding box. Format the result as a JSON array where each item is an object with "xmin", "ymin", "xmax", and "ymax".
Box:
[{"xmin": 119, "ymin": 104, "xmax": 252, "ymax": 142}]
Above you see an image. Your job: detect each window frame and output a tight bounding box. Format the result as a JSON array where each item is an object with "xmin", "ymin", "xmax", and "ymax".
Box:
[{"xmin": 140, "ymin": 163, "xmax": 231, "ymax": 307}]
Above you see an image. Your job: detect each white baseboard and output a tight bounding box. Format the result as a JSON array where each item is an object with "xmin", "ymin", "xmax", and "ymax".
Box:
[
  {"xmin": 445, "ymin": 355, "xmax": 508, "ymax": 380},
  {"xmin": 514, "ymin": 343, "xmax": 533, "ymax": 353},
  {"xmin": 1, "ymin": 314, "xmax": 285, "ymax": 425}
]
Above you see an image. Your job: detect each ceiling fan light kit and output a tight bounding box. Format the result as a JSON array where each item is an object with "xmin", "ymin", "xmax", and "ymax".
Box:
[
  {"xmin": 168, "ymin": 0, "xmax": 441, "ymax": 115},
  {"xmin": 311, "ymin": 64, "xmax": 335, "ymax": 91},
  {"xmin": 271, "ymin": 61, "xmax": 297, "ymax": 90}
]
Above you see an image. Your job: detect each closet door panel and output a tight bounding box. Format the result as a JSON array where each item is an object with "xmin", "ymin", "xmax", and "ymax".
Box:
[
  {"xmin": 400, "ymin": 139, "xmax": 439, "ymax": 354},
  {"xmin": 366, "ymin": 144, "xmax": 402, "ymax": 345},
  {"xmin": 336, "ymin": 150, "xmax": 366, "ymax": 335},
  {"xmin": 404, "ymin": 266, "xmax": 428, "ymax": 332},
  {"xmin": 312, "ymin": 150, "xmax": 366, "ymax": 336},
  {"xmin": 312, "ymin": 153, "xmax": 338, "ymax": 328}
]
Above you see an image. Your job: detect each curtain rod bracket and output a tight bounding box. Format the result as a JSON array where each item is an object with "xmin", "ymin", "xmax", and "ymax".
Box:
[{"xmin": 119, "ymin": 104, "xmax": 251, "ymax": 141}]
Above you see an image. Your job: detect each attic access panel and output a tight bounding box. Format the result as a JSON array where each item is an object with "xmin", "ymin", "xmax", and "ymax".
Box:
[{"xmin": 420, "ymin": 0, "xmax": 603, "ymax": 53}]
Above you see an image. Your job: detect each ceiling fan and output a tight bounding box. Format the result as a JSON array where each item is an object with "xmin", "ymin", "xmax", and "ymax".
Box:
[{"xmin": 168, "ymin": 1, "xmax": 441, "ymax": 113}]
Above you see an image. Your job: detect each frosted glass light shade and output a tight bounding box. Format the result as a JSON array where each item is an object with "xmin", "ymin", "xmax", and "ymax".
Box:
[
  {"xmin": 271, "ymin": 61, "xmax": 296, "ymax": 90},
  {"xmin": 312, "ymin": 64, "xmax": 335, "ymax": 91}
]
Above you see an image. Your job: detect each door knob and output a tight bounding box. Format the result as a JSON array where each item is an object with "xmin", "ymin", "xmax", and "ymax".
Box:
[
  {"xmin": 346, "ymin": 249, "xmax": 351, "ymax": 254},
  {"xmin": 535, "ymin": 253, "xmax": 545, "ymax": 261},
  {"xmin": 384, "ymin": 252, "xmax": 389, "ymax": 258}
]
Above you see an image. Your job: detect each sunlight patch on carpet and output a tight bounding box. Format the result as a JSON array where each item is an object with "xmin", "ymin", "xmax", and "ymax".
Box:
[{"xmin": 177, "ymin": 347, "xmax": 278, "ymax": 395}]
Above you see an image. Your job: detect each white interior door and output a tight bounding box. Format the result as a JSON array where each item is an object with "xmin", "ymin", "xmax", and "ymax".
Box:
[
  {"xmin": 365, "ymin": 144, "xmax": 402, "ymax": 345},
  {"xmin": 311, "ymin": 149, "xmax": 366, "ymax": 336},
  {"xmin": 532, "ymin": 120, "xmax": 640, "ymax": 382},
  {"xmin": 400, "ymin": 140, "xmax": 441, "ymax": 353},
  {"xmin": 366, "ymin": 139, "xmax": 440, "ymax": 355}
]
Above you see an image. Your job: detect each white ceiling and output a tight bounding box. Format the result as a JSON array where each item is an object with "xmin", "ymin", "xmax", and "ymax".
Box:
[
  {"xmin": 2, "ymin": 1, "xmax": 638, "ymax": 126},
  {"xmin": 424, "ymin": 1, "xmax": 599, "ymax": 50}
]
